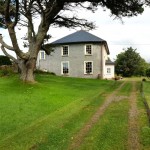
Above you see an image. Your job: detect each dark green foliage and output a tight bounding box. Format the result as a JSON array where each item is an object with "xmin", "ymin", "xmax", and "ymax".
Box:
[
  {"xmin": 115, "ymin": 47, "xmax": 148, "ymax": 77},
  {"xmin": 0, "ymin": 55, "xmax": 12, "ymax": 66},
  {"xmin": 34, "ymin": 69, "xmax": 56, "ymax": 75},
  {"xmin": 142, "ymin": 78, "xmax": 146, "ymax": 82},
  {"xmin": 0, "ymin": 0, "xmax": 16, "ymax": 28},
  {"xmin": 146, "ymin": 68, "xmax": 150, "ymax": 79},
  {"xmin": 0, "ymin": 0, "xmax": 145, "ymax": 29}
]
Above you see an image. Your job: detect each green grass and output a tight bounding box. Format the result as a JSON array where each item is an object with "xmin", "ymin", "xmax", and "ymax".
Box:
[
  {"xmin": 137, "ymin": 81, "xmax": 150, "ymax": 150},
  {"xmin": 0, "ymin": 74, "xmax": 121, "ymax": 150},
  {"xmin": 1, "ymin": 74, "xmax": 149, "ymax": 150},
  {"xmin": 116, "ymin": 81, "xmax": 132, "ymax": 96},
  {"xmin": 143, "ymin": 81, "xmax": 150, "ymax": 106},
  {"xmin": 79, "ymin": 82, "xmax": 131, "ymax": 150},
  {"xmin": 123, "ymin": 77, "xmax": 147, "ymax": 81}
]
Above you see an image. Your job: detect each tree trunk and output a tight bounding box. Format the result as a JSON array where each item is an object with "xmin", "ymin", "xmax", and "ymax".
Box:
[{"xmin": 18, "ymin": 58, "xmax": 36, "ymax": 83}]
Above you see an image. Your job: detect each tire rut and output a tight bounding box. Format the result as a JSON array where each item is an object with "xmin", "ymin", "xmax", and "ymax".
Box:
[
  {"xmin": 128, "ymin": 81, "xmax": 140, "ymax": 150},
  {"xmin": 68, "ymin": 82, "xmax": 126, "ymax": 150}
]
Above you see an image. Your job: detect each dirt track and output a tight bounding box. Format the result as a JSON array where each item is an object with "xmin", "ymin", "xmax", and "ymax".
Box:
[
  {"xmin": 68, "ymin": 81, "xmax": 140, "ymax": 150},
  {"xmin": 128, "ymin": 82, "xmax": 140, "ymax": 150}
]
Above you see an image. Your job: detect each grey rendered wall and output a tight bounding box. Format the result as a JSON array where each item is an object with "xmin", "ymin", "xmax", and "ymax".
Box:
[{"xmin": 38, "ymin": 43, "xmax": 105, "ymax": 78}]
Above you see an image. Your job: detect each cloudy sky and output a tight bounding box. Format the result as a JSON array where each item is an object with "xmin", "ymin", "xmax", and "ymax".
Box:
[
  {"xmin": 47, "ymin": 6, "xmax": 150, "ymax": 62},
  {"xmin": 1, "ymin": 5, "xmax": 150, "ymax": 62}
]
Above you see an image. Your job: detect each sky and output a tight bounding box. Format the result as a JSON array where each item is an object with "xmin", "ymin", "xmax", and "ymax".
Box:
[{"xmin": 0, "ymin": 5, "xmax": 150, "ymax": 62}]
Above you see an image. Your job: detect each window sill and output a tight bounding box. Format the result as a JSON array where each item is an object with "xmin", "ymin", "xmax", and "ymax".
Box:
[
  {"xmin": 62, "ymin": 55, "xmax": 69, "ymax": 57},
  {"xmin": 85, "ymin": 54, "xmax": 92, "ymax": 56},
  {"xmin": 84, "ymin": 73, "xmax": 93, "ymax": 75},
  {"xmin": 62, "ymin": 74, "xmax": 69, "ymax": 76}
]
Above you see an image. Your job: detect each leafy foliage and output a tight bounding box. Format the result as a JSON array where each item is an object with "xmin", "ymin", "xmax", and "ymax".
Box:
[
  {"xmin": 146, "ymin": 68, "xmax": 150, "ymax": 79},
  {"xmin": 115, "ymin": 47, "xmax": 148, "ymax": 77},
  {"xmin": 0, "ymin": 55, "xmax": 12, "ymax": 66}
]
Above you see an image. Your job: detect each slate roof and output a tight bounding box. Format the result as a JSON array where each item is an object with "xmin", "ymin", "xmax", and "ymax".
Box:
[
  {"xmin": 50, "ymin": 30, "xmax": 110, "ymax": 54},
  {"xmin": 105, "ymin": 59, "xmax": 115, "ymax": 65}
]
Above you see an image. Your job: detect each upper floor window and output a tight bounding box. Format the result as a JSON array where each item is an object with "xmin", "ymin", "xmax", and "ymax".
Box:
[
  {"xmin": 62, "ymin": 45, "xmax": 69, "ymax": 56},
  {"xmin": 85, "ymin": 44, "xmax": 92, "ymax": 55},
  {"xmin": 107, "ymin": 68, "xmax": 111, "ymax": 73},
  {"xmin": 84, "ymin": 61, "xmax": 93, "ymax": 74},
  {"xmin": 40, "ymin": 51, "xmax": 45, "ymax": 60}
]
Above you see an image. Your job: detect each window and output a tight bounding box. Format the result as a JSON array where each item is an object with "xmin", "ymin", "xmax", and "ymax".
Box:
[
  {"xmin": 85, "ymin": 45, "xmax": 92, "ymax": 55},
  {"xmin": 61, "ymin": 61, "xmax": 69, "ymax": 74},
  {"xmin": 40, "ymin": 51, "xmax": 45, "ymax": 60},
  {"xmin": 107, "ymin": 68, "xmax": 111, "ymax": 73},
  {"xmin": 84, "ymin": 61, "xmax": 93, "ymax": 74},
  {"xmin": 62, "ymin": 45, "xmax": 69, "ymax": 56}
]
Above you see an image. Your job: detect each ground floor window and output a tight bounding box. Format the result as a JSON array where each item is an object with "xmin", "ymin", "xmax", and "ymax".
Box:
[
  {"xmin": 107, "ymin": 68, "xmax": 111, "ymax": 73},
  {"xmin": 84, "ymin": 61, "xmax": 93, "ymax": 74},
  {"xmin": 40, "ymin": 51, "xmax": 45, "ymax": 60},
  {"xmin": 61, "ymin": 61, "xmax": 69, "ymax": 74}
]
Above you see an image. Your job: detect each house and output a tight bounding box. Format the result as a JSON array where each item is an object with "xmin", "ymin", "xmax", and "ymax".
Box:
[{"xmin": 37, "ymin": 30, "xmax": 115, "ymax": 79}]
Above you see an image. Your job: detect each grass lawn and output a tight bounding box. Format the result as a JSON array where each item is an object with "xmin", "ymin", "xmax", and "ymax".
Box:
[
  {"xmin": 137, "ymin": 81, "xmax": 150, "ymax": 150},
  {"xmin": 0, "ymin": 73, "xmax": 150, "ymax": 150},
  {"xmin": 0, "ymin": 74, "xmax": 121, "ymax": 150}
]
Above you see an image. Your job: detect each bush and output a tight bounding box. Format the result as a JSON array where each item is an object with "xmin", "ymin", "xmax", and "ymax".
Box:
[
  {"xmin": 146, "ymin": 68, "xmax": 150, "ymax": 79},
  {"xmin": 0, "ymin": 55, "xmax": 12, "ymax": 66},
  {"xmin": 114, "ymin": 75, "xmax": 123, "ymax": 80},
  {"xmin": 0, "ymin": 66, "xmax": 14, "ymax": 77},
  {"xmin": 34, "ymin": 69, "xmax": 56, "ymax": 75},
  {"xmin": 142, "ymin": 78, "xmax": 146, "ymax": 82}
]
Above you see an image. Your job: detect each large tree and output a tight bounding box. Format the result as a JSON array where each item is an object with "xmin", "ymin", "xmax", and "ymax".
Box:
[
  {"xmin": 0, "ymin": 0, "xmax": 145, "ymax": 82},
  {"xmin": 115, "ymin": 47, "xmax": 148, "ymax": 77}
]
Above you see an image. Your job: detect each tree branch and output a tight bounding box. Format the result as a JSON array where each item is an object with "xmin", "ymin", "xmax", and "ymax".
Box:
[
  {"xmin": 53, "ymin": 15, "xmax": 96, "ymax": 30},
  {"xmin": 1, "ymin": 45, "xmax": 18, "ymax": 63},
  {"xmin": 12, "ymin": 0, "xmax": 19, "ymax": 28},
  {"xmin": 0, "ymin": 34, "xmax": 15, "ymax": 51}
]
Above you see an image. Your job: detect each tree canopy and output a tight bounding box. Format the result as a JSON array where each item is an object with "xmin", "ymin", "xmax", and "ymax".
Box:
[
  {"xmin": 115, "ymin": 47, "xmax": 148, "ymax": 77},
  {"xmin": 0, "ymin": 0, "xmax": 147, "ymax": 82}
]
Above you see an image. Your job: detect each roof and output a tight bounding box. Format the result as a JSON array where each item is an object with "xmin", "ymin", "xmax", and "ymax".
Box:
[
  {"xmin": 105, "ymin": 59, "xmax": 115, "ymax": 65},
  {"xmin": 50, "ymin": 30, "xmax": 110, "ymax": 54}
]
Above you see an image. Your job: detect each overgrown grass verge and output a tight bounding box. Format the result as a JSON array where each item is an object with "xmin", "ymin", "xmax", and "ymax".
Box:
[
  {"xmin": 0, "ymin": 74, "xmax": 121, "ymax": 150},
  {"xmin": 137, "ymin": 81, "xmax": 150, "ymax": 150}
]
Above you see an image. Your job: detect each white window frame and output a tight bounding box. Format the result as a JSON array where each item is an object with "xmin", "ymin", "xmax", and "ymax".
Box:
[
  {"xmin": 62, "ymin": 45, "xmax": 69, "ymax": 56},
  {"xmin": 61, "ymin": 61, "xmax": 69, "ymax": 75},
  {"xmin": 84, "ymin": 61, "xmax": 93, "ymax": 74},
  {"xmin": 40, "ymin": 51, "xmax": 45, "ymax": 60},
  {"xmin": 85, "ymin": 44, "xmax": 92, "ymax": 55},
  {"xmin": 107, "ymin": 68, "xmax": 111, "ymax": 73}
]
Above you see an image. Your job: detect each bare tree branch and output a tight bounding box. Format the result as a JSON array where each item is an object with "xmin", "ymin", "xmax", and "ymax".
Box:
[
  {"xmin": 0, "ymin": 34, "xmax": 15, "ymax": 51},
  {"xmin": 1, "ymin": 45, "xmax": 18, "ymax": 63}
]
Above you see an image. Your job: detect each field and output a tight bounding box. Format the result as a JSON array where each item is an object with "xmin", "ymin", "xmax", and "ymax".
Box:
[{"xmin": 0, "ymin": 73, "xmax": 150, "ymax": 150}]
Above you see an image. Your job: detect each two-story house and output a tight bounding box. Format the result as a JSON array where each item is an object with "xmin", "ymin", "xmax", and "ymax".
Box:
[{"xmin": 37, "ymin": 30, "xmax": 114, "ymax": 79}]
